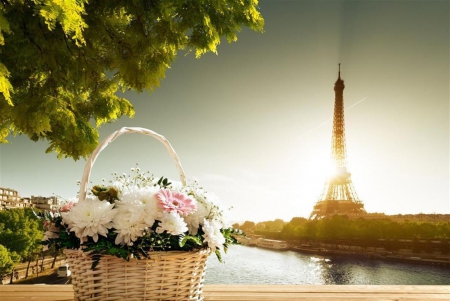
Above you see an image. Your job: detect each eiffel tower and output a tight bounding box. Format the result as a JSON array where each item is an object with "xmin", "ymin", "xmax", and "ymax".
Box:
[{"xmin": 309, "ymin": 64, "xmax": 366, "ymax": 219}]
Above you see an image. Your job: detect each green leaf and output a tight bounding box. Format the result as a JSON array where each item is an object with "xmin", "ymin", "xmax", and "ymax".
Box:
[
  {"xmin": 179, "ymin": 235, "xmax": 202, "ymax": 248},
  {"xmin": 215, "ymin": 249, "xmax": 223, "ymax": 263}
]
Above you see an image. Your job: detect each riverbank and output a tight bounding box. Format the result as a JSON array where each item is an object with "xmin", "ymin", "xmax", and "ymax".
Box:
[
  {"xmin": 240, "ymin": 235, "xmax": 450, "ymax": 267},
  {"xmin": 289, "ymin": 245, "xmax": 450, "ymax": 267}
]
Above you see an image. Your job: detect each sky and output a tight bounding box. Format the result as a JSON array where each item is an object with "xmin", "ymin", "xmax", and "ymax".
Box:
[{"xmin": 0, "ymin": 0, "xmax": 449, "ymax": 223}]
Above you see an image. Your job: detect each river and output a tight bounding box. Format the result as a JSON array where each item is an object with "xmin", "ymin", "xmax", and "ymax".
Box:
[{"xmin": 205, "ymin": 245, "xmax": 450, "ymax": 285}]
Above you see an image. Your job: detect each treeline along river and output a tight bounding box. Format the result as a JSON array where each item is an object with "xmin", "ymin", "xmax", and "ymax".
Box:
[{"xmin": 205, "ymin": 245, "xmax": 450, "ymax": 285}]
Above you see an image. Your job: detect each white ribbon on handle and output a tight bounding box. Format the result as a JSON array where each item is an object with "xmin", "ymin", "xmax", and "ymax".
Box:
[{"xmin": 78, "ymin": 127, "xmax": 187, "ymax": 202}]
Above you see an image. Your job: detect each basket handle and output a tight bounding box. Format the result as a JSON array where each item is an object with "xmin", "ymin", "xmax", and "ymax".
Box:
[{"xmin": 78, "ymin": 127, "xmax": 187, "ymax": 202}]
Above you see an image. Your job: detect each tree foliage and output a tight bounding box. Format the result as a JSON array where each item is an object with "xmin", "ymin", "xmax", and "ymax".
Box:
[
  {"xmin": 251, "ymin": 216, "xmax": 450, "ymax": 241},
  {"xmin": 0, "ymin": 208, "xmax": 43, "ymax": 261},
  {"xmin": 276, "ymin": 215, "xmax": 450, "ymax": 241},
  {"xmin": 255, "ymin": 219, "xmax": 286, "ymax": 231},
  {"xmin": 0, "ymin": 0, "xmax": 264, "ymax": 159},
  {"xmin": 0, "ymin": 244, "xmax": 16, "ymax": 279},
  {"xmin": 239, "ymin": 220, "xmax": 255, "ymax": 233}
]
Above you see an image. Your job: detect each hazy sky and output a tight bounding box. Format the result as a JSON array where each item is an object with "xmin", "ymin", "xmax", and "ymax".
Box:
[{"xmin": 1, "ymin": 0, "xmax": 449, "ymax": 222}]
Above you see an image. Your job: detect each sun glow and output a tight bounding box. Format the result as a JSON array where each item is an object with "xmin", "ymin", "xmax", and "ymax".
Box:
[
  {"xmin": 313, "ymin": 157, "xmax": 336, "ymax": 182},
  {"xmin": 310, "ymin": 155, "xmax": 354, "ymax": 186}
]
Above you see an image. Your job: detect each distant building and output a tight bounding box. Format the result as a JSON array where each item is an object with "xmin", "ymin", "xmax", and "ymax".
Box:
[
  {"xmin": 0, "ymin": 187, "xmax": 32, "ymax": 210},
  {"xmin": 20, "ymin": 197, "xmax": 32, "ymax": 208},
  {"xmin": 30, "ymin": 195, "xmax": 59, "ymax": 211},
  {"xmin": 0, "ymin": 188, "xmax": 61, "ymax": 211}
]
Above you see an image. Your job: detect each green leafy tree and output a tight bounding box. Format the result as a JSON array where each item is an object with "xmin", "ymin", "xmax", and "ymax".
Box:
[
  {"xmin": 289, "ymin": 217, "xmax": 307, "ymax": 228},
  {"xmin": 232, "ymin": 222, "xmax": 240, "ymax": 229},
  {"xmin": 0, "ymin": 0, "xmax": 264, "ymax": 159},
  {"xmin": 255, "ymin": 222, "xmax": 265, "ymax": 230},
  {"xmin": 279, "ymin": 223, "xmax": 295, "ymax": 240},
  {"xmin": 268, "ymin": 216, "xmax": 449, "ymax": 246},
  {"xmin": 0, "ymin": 244, "xmax": 15, "ymax": 280},
  {"xmin": 303, "ymin": 220, "xmax": 318, "ymax": 238},
  {"xmin": 240, "ymin": 221, "xmax": 255, "ymax": 233},
  {"xmin": 265, "ymin": 219, "xmax": 285, "ymax": 231},
  {"xmin": 0, "ymin": 208, "xmax": 43, "ymax": 263}
]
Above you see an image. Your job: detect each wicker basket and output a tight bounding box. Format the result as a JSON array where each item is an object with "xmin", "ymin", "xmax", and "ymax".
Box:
[
  {"xmin": 67, "ymin": 127, "xmax": 211, "ymax": 301},
  {"xmin": 65, "ymin": 249, "xmax": 210, "ymax": 301}
]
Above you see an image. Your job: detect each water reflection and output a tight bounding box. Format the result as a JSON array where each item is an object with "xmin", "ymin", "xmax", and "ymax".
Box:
[
  {"xmin": 321, "ymin": 262, "xmax": 354, "ymax": 284},
  {"xmin": 308, "ymin": 256, "xmax": 354, "ymax": 284},
  {"xmin": 205, "ymin": 245, "xmax": 450, "ymax": 285}
]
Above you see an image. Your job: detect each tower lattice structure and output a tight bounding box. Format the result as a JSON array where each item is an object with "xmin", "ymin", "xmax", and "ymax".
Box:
[{"xmin": 309, "ymin": 65, "xmax": 366, "ymax": 219}]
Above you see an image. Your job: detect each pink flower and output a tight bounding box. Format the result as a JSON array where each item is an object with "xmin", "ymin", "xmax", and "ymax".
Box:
[
  {"xmin": 60, "ymin": 201, "xmax": 76, "ymax": 212},
  {"xmin": 155, "ymin": 189, "xmax": 197, "ymax": 216}
]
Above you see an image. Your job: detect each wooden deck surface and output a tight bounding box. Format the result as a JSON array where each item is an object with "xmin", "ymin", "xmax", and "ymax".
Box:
[{"xmin": 0, "ymin": 285, "xmax": 449, "ymax": 301}]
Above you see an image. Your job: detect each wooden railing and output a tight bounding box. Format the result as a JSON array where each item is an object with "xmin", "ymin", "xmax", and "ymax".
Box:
[{"xmin": 0, "ymin": 284, "xmax": 449, "ymax": 300}]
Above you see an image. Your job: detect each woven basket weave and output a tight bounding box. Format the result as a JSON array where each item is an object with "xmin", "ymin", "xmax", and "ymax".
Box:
[
  {"xmin": 67, "ymin": 127, "xmax": 211, "ymax": 301},
  {"xmin": 65, "ymin": 249, "xmax": 210, "ymax": 301}
]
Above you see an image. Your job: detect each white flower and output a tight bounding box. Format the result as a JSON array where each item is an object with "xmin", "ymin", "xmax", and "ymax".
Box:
[
  {"xmin": 202, "ymin": 219, "xmax": 225, "ymax": 251},
  {"xmin": 55, "ymin": 168, "xmax": 233, "ymax": 258},
  {"xmin": 113, "ymin": 208, "xmax": 147, "ymax": 246},
  {"xmin": 42, "ymin": 225, "xmax": 59, "ymax": 251},
  {"xmin": 117, "ymin": 186, "xmax": 162, "ymax": 227},
  {"xmin": 111, "ymin": 181, "xmax": 125, "ymax": 194},
  {"xmin": 184, "ymin": 201, "xmax": 209, "ymax": 235},
  {"xmin": 115, "ymin": 188, "xmax": 144, "ymax": 208},
  {"xmin": 156, "ymin": 212, "xmax": 188, "ymax": 235},
  {"xmin": 168, "ymin": 180, "xmax": 183, "ymax": 191},
  {"xmin": 142, "ymin": 195, "xmax": 163, "ymax": 226},
  {"xmin": 205, "ymin": 193, "xmax": 231, "ymax": 228},
  {"xmin": 185, "ymin": 190, "xmax": 230, "ymax": 234},
  {"xmin": 61, "ymin": 197, "xmax": 116, "ymax": 243},
  {"xmin": 113, "ymin": 186, "xmax": 162, "ymax": 245},
  {"xmin": 139, "ymin": 186, "xmax": 164, "ymax": 225}
]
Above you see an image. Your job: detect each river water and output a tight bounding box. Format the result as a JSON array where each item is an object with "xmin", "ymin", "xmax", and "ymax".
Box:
[{"xmin": 205, "ymin": 245, "xmax": 450, "ymax": 285}]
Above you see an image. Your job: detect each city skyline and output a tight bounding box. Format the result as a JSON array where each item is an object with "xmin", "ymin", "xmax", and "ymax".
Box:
[{"xmin": 1, "ymin": 0, "xmax": 449, "ymax": 222}]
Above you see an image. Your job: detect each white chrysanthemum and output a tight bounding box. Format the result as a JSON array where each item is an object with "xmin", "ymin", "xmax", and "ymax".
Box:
[
  {"xmin": 185, "ymin": 191, "xmax": 230, "ymax": 234},
  {"xmin": 202, "ymin": 219, "xmax": 225, "ymax": 251},
  {"xmin": 112, "ymin": 186, "xmax": 160, "ymax": 245},
  {"xmin": 156, "ymin": 212, "xmax": 188, "ymax": 235},
  {"xmin": 143, "ymin": 196, "xmax": 162, "ymax": 226},
  {"xmin": 184, "ymin": 201, "xmax": 209, "ymax": 235},
  {"xmin": 139, "ymin": 186, "xmax": 164, "ymax": 226},
  {"xmin": 117, "ymin": 186, "xmax": 162, "ymax": 227},
  {"xmin": 114, "ymin": 189, "xmax": 142, "ymax": 208},
  {"xmin": 113, "ymin": 208, "xmax": 147, "ymax": 246},
  {"xmin": 61, "ymin": 197, "xmax": 116, "ymax": 243}
]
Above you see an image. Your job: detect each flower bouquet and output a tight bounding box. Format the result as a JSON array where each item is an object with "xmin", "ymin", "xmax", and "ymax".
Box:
[{"xmin": 41, "ymin": 127, "xmax": 240, "ymax": 301}]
